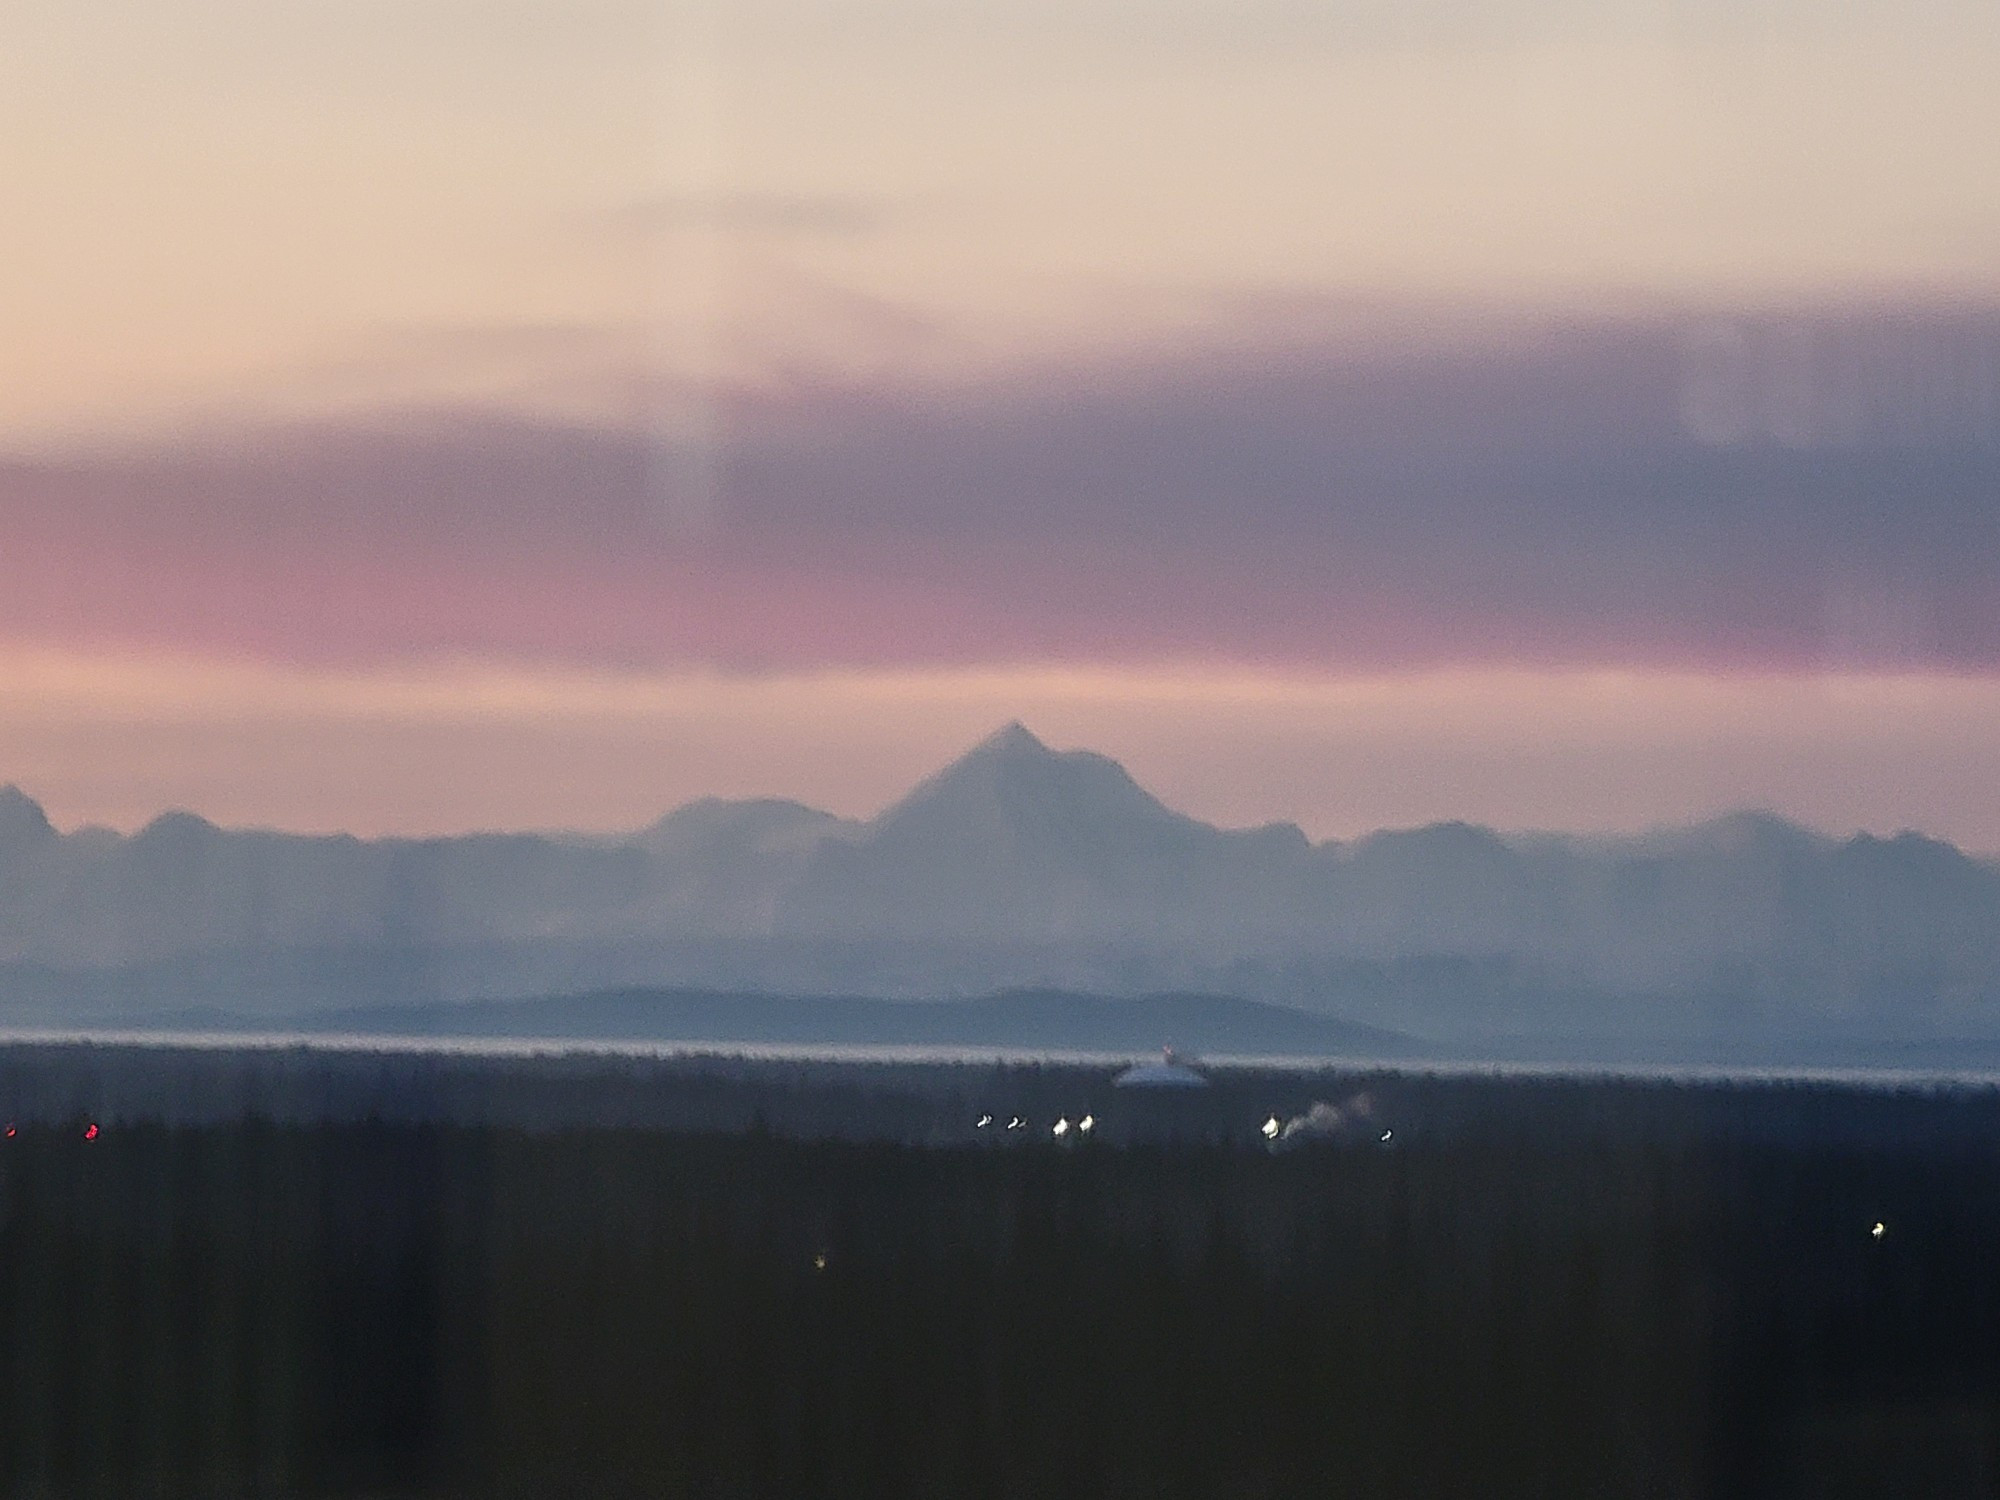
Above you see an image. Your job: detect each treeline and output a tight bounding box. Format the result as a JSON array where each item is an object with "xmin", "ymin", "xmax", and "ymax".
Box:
[
  {"xmin": 10, "ymin": 1041, "xmax": 2000, "ymax": 1152},
  {"xmin": 3, "ymin": 1073, "xmax": 2000, "ymax": 1496}
]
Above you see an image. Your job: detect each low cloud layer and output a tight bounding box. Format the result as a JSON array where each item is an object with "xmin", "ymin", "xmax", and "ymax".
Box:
[{"xmin": 4, "ymin": 299, "xmax": 1998, "ymax": 674}]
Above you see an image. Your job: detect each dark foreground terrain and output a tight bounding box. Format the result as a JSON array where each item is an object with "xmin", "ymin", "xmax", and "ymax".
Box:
[{"xmin": 3, "ymin": 1045, "xmax": 2000, "ymax": 1498}]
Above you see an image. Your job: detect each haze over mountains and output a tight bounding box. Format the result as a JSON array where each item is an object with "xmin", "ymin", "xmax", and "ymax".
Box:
[{"xmin": 3, "ymin": 723, "xmax": 1999, "ymax": 1059}]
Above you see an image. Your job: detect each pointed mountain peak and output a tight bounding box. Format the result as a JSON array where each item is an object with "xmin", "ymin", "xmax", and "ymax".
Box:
[
  {"xmin": 969, "ymin": 721, "xmax": 1051, "ymax": 760},
  {"xmin": 0, "ymin": 784, "xmax": 55, "ymax": 845},
  {"xmin": 873, "ymin": 724, "xmax": 1190, "ymax": 839}
]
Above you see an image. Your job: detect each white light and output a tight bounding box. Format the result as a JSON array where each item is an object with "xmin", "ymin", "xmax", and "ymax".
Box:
[
  {"xmin": 976, "ymin": 1114, "xmax": 992, "ymax": 1128},
  {"xmin": 1379, "ymin": 1129, "xmax": 1393, "ymax": 1143},
  {"xmin": 1078, "ymin": 1115, "xmax": 1094, "ymax": 1134},
  {"xmin": 1007, "ymin": 1117, "xmax": 1024, "ymax": 1130},
  {"xmin": 1261, "ymin": 1116, "xmax": 1280, "ymax": 1139},
  {"xmin": 1871, "ymin": 1221, "xmax": 1887, "ymax": 1240},
  {"xmin": 1052, "ymin": 1117, "xmax": 1070, "ymax": 1137}
]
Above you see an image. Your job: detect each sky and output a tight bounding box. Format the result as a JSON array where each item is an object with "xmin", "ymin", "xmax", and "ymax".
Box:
[{"xmin": 5, "ymin": 0, "xmax": 2000, "ymax": 844}]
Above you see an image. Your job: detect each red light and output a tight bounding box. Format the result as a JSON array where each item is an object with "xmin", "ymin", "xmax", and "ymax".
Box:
[
  {"xmin": 83, "ymin": 1124, "xmax": 98, "ymax": 1140},
  {"xmin": 3, "ymin": 1125, "xmax": 13, "ymax": 1139}
]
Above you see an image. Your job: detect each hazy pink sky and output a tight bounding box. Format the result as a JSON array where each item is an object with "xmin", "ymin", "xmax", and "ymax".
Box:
[{"xmin": 6, "ymin": 0, "xmax": 2000, "ymax": 842}]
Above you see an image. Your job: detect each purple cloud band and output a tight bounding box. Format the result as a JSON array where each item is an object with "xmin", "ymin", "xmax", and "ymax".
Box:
[{"xmin": 5, "ymin": 301, "xmax": 1997, "ymax": 672}]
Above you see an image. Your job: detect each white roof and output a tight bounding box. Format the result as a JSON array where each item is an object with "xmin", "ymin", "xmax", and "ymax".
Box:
[{"xmin": 1112, "ymin": 1057, "xmax": 1210, "ymax": 1089}]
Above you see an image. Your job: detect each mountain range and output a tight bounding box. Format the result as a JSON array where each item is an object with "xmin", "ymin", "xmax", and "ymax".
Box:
[{"xmin": 4, "ymin": 722, "xmax": 2000, "ymax": 1057}]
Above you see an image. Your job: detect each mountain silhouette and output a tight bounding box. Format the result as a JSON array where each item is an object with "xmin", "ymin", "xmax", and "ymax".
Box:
[
  {"xmin": 0, "ymin": 785, "xmax": 55, "ymax": 849},
  {"xmin": 776, "ymin": 722, "xmax": 1310, "ymax": 942},
  {"xmin": 1, "ymin": 729, "xmax": 1999, "ymax": 1057}
]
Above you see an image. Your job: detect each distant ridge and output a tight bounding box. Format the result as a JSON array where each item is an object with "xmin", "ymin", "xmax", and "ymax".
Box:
[
  {"xmin": 3, "ymin": 725, "xmax": 2000, "ymax": 1059},
  {"xmin": 279, "ymin": 987, "xmax": 1419, "ymax": 1058}
]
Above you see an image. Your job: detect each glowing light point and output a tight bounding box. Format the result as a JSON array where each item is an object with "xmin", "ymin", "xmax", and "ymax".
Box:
[
  {"xmin": 1052, "ymin": 1117, "xmax": 1070, "ymax": 1137},
  {"xmin": 1871, "ymin": 1221, "xmax": 1886, "ymax": 1240},
  {"xmin": 84, "ymin": 1123, "xmax": 98, "ymax": 1140},
  {"xmin": 1078, "ymin": 1115, "xmax": 1094, "ymax": 1134},
  {"xmin": 1261, "ymin": 1116, "xmax": 1281, "ymax": 1139},
  {"xmin": 3, "ymin": 1124, "xmax": 13, "ymax": 1139},
  {"xmin": 1006, "ymin": 1117, "xmax": 1024, "ymax": 1130},
  {"xmin": 1379, "ymin": 1129, "xmax": 1394, "ymax": 1143},
  {"xmin": 813, "ymin": 1252, "xmax": 827, "ymax": 1271},
  {"xmin": 976, "ymin": 1114, "xmax": 993, "ymax": 1128}
]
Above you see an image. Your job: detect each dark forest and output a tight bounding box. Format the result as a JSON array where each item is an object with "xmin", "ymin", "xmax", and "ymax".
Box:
[{"xmin": 3, "ymin": 1046, "xmax": 1999, "ymax": 1497}]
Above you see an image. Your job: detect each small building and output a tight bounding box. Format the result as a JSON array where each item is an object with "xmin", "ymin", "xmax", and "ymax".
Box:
[{"xmin": 1111, "ymin": 1047, "xmax": 1210, "ymax": 1089}]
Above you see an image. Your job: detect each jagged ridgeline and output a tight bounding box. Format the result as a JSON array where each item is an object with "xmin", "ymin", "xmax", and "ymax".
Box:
[{"xmin": 2, "ymin": 725, "xmax": 1999, "ymax": 1058}]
